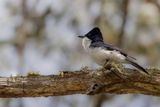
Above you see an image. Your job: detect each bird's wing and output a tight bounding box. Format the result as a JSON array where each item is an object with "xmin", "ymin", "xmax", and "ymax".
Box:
[
  {"xmin": 125, "ymin": 58, "xmax": 148, "ymax": 74},
  {"xmin": 90, "ymin": 42, "xmax": 136, "ymax": 60},
  {"xmin": 104, "ymin": 43, "xmax": 136, "ymax": 60}
]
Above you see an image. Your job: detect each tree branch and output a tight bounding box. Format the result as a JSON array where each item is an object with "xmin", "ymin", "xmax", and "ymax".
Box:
[{"xmin": 0, "ymin": 66, "xmax": 159, "ymax": 98}]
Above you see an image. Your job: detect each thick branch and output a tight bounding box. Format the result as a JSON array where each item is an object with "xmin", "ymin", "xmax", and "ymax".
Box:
[{"xmin": 0, "ymin": 67, "xmax": 160, "ymax": 98}]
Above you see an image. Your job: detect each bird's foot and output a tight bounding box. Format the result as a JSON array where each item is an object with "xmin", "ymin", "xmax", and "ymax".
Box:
[
  {"xmin": 103, "ymin": 60, "xmax": 121, "ymax": 69},
  {"xmin": 103, "ymin": 60, "xmax": 127, "ymax": 79}
]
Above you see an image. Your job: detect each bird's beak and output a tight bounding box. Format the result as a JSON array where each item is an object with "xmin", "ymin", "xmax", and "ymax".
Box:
[{"xmin": 78, "ymin": 36, "xmax": 85, "ymax": 38}]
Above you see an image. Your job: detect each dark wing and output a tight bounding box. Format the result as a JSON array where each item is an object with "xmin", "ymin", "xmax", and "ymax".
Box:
[
  {"xmin": 90, "ymin": 42, "xmax": 136, "ymax": 60},
  {"xmin": 125, "ymin": 58, "xmax": 148, "ymax": 74}
]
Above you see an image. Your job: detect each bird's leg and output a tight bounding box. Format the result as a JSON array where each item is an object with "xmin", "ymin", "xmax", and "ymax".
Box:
[
  {"xmin": 99, "ymin": 59, "xmax": 110, "ymax": 71},
  {"xmin": 103, "ymin": 60, "xmax": 126, "ymax": 79},
  {"xmin": 110, "ymin": 62, "xmax": 126, "ymax": 79},
  {"xmin": 111, "ymin": 61, "xmax": 124, "ymax": 73},
  {"xmin": 103, "ymin": 59, "xmax": 111, "ymax": 69},
  {"xmin": 103, "ymin": 59, "xmax": 115, "ymax": 69},
  {"xmin": 104, "ymin": 59, "xmax": 109, "ymax": 65}
]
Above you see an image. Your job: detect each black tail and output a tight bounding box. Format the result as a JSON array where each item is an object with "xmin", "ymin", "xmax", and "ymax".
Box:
[{"xmin": 126, "ymin": 58, "xmax": 148, "ymax": 74}]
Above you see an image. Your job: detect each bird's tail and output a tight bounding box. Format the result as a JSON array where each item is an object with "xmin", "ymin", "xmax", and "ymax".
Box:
[{"xmin": 126, "ymin": 58, "xmax": 148, "ymax": 74}]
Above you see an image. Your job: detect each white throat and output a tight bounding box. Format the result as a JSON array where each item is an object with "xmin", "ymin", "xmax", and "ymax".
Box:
[{"xmin": 82, "ymin": 37, "xmax": 91, "ymax": 51}]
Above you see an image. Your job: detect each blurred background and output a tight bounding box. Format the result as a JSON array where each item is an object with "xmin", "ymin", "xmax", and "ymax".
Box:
[{"xmin": 0, "ymin": 0, "xmax": 159, "ymax": 107}]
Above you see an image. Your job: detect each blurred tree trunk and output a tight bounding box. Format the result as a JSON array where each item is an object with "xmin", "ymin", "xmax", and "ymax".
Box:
[{"xmin": 118, "ymin": 0, "xmax": 129, "ymax": 47}]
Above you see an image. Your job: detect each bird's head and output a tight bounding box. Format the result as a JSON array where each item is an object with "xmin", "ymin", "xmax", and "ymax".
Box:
[{"xmin": 78, "ymin": 27, "xmax": 103, "ymax": 43}]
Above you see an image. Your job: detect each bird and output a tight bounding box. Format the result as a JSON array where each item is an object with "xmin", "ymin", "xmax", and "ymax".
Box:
[{"xmin": 78, "ymin": 27, "xmax": 148, "ymax": 74}]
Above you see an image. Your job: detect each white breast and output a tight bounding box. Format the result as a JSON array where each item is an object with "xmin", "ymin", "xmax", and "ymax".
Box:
[{"xmin": 88, "ymin": 48, "xmax": 126, "ymax": 65}]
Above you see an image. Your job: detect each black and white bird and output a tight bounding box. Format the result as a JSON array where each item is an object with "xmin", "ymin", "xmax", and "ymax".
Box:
[{"xmin": 78, "ymin": 27, "xmax": 148, "ymax": 74}]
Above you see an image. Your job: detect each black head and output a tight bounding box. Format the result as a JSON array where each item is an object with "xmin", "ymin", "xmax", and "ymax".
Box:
[{"xmin": 78, "ymin": 27, "xmax": 103, "ymax": 43}]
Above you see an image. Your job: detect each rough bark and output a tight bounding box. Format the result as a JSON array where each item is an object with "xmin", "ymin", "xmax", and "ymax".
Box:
[{"xmin": 0, "ymin": 66, "xmax": 159, "ymax": 98}]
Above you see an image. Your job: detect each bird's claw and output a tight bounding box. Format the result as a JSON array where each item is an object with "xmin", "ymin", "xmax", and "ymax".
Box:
[{"xmin": 103, "ymin": 60, "xmax": 127, "ymax": 79}]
